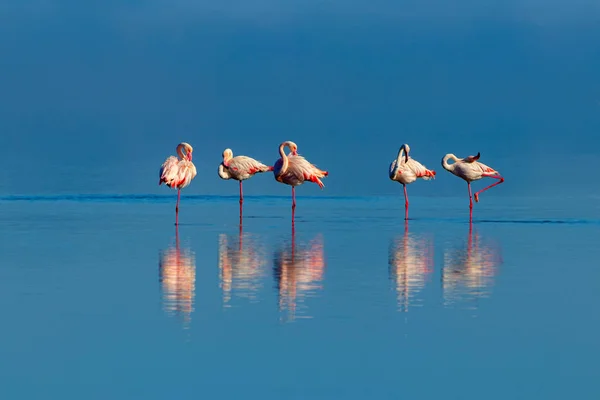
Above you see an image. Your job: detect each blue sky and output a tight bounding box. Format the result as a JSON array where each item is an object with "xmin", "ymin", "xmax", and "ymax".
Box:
[{"xmin": 0, "ymin": 1, "xmax": 599, "ymax": 197}]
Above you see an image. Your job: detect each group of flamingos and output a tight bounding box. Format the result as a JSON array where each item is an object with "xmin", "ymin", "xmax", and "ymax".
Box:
[{"xmin": 159, "ymin": 141, "xmax": 504, "ymax": 225}]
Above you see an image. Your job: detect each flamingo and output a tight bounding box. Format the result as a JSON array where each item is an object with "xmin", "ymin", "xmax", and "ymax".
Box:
[
  {"xmin": 389, "ymin": 144, "xmax": 436, "ymax": 220},
  {"xmin": 159, "ymin": 142, "xmax": 197, "ymax": 225},
  {"xmin": 218, "ymin": 148, "xmax": 273, "ymax": 219},
  {"xmin": 441, "ymin": 152, "xmax": 504, "ymax": 218},
  {"xmin": 273, "ymin": 141, "xmax": 328, "ymax": 223}
]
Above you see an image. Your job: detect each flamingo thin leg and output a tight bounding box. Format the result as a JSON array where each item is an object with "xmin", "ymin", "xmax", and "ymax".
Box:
[
  {"xmin": 474, "ymin": 176, "xmax": 504, "ymax": 202},
  {"xmin": 175, "ymin": 188, "xmax": 181, "ymax": 226},
  {"xmin": 239, "ymin": 181, "xmax": 244, "ymax": 223},
  {"xmin": 468, "ymin": 183, "xmax": 473, "ymax": 209},
  {"xmin": 467, "ymin": 183, "xmax": 473, "ymax": 222},
  {"xmin": 403, "ymin": 184, "xmax": 409, "ymax": 220},
  {"xmin": 291, "ymin": 187, "xmax": 296, "ymax": 225}
]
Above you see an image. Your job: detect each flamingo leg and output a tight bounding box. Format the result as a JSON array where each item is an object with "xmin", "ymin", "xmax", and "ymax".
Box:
[
  {"xmin": 175, "ymin": 188, "xmax": 181, "ymax": 226},
  {"xmin": 467, "ymin": 182, "xmax": 474, "ymax": 221},
  {"xmin": 239, "ymin": 180, "xmax": 244, "ymax": 223},
  {"xmin": 291, "ymin": 186, "xmax": 296, "ymax": 226},
  {"xmin": 468, "ymin": 183, "xmax": 473, "ymax": 209},
  {"xmin": 474, "ymin": 175, "xmax": 504, "ymax": 203},
  {"xmin": 403, "ymin": 184, "xmax": 409, "ymax": 220}
]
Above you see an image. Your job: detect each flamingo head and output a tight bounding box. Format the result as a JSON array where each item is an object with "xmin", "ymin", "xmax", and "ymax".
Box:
[
  {"xmin": 177, "ymin": 142, "xmax": 194, "ymax": 161},
  {"xmin": 287, "ymin": 141, "xmax": 298, "ymax": 155},
  {"xmin": 222, "ymin": 148, "xmax": 233, "ymax": 165},
  {"xmin": 401, "ymin": 144, "xmax": 410, "ymax": 162},
  {"xmin": 464, "ymin": 152, "xmax": 481, "ymax": 163}
]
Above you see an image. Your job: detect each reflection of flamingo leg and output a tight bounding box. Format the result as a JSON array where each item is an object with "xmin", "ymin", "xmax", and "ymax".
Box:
[
  {"xmin": 467, "ymin": 221, "xmax": 473, "ymax": 257},
  {"xmin": 474, "ymin": 175, "xmax": 504, "ymax": 203},
  {"xmin": 291, "ymin": 225, "xmax": 296, "ymax": 260}
]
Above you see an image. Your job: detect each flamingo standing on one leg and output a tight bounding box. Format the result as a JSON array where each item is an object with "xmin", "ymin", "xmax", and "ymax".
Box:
[
  {"xmin": 273, "ymin": 141, "xmax": 328, "ymax": 225},
  {"xmin": 389, "ymin": 144, "xmax": 436, "ymax": 220},
  {"xmin": 159, "ymin": 142, "xmax": 197, "ymax": 225},
  {"xmin": 218, "ymin": 148, "xmax": 273, "ymax": 221},
  {"xmin": 441, "ymin": 152, "xmax": 504, "ymax": 220}
]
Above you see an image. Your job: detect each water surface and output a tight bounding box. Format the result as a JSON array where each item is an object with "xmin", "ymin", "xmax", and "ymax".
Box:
[{"xmin": 1, "ymin": 195, "xmax": 599, "ymax": 399}]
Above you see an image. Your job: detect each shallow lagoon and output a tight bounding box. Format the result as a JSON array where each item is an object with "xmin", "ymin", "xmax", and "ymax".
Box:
[{"xmin": 1, "ymin": 195, "xmax": 599, "ymax": 399}]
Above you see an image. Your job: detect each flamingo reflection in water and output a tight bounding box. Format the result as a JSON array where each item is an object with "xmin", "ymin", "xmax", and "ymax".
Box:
[
  {"xmin": 158, "ymin": 227, "xmax": 196, "ymax": 328},
  {"xmin": 273, "ymin": 231, "xmax": 325, "ymax": 322},
  {"xmin": 218, "ymin": 225, "xmax": 268, "ymax": 307},
  {"xmin": 388, "ymin": 222, "xmax": 434, "ymax": 312},
  {"xmin": 442, "ymin": 223, "xmax": 503, "ymax": 310}
]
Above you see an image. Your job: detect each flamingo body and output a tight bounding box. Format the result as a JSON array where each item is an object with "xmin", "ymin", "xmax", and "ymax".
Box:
[
  {"xmin": 160, "ymin": 156, "xmax": 196, "ymax": 189},
  {"xmin": 218, "ymin": 149, "xmax": 273, "ymax": 181},
  {"xmin": 219, "ymin": 148, "xmax": 273, "ymax": 219},
  {"xmin": 389, "ymin": 144, "xmax": 435, "ymax": 219},
  {"xmin": 441, "ymin": 153, "xmax": 499, "ymax": 183},
  {"xmin": 273, "ymin": 155, "xmax": 328, "ymax": 188},
  {"xmin": 273, "ymin": 141, "xmax": 328, "ymax": 223},
  {"xmin": 442, "ymin": 152, "xmax": 504, "ymax": 217},
  {"xmin": 273, "ymin": 141, "xmax": 328, "ymax": 189},
  {"xmin": 159, "ymin": 142, "xmax": 196, "ymax": 225}
]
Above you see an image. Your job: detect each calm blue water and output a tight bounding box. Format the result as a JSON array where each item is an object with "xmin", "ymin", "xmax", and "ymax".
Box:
[{"xmin": 1, "ymin": 194, "xmax": 599, "ymax": 399}]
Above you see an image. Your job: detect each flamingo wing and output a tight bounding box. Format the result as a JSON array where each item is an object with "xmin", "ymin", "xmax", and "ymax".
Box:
[
  {"xmin": 159, "ymin": 156, "xmax": 180, "ymax": 186},
  {"xmin": 406, "ymin": 159, "xmax": 435, "ymax": 180},
  {"xmin": 475, "ymin": 161, "xmax": 499, "ymax": 175},
  {"xmin": 230, "ymin": 156, "xmax": 271, "ymax": 175},
  {"xmin": 170, "ymin": 160, "xmax": 197, "ymax": 189},
  {"xmin": 389, "ymin": 159, "xmax": 399, "ymax": 179}
]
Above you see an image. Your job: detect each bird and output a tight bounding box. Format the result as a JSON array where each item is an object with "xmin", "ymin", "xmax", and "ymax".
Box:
[
  {"xmin": 159, "ymin": 142, "xmax": 197, "ymax": 226},
  {"xmin": 389, "ymin": 144, "xmax": 436, "ymax": 220},
  {"xmin": 218, "ymin": 148, "xmax": 273, "ymax": 219},
  {"xmin": 273, "ymin": 141, "xmax": 328, "ymax": 223},
  {"xmin": 441, "ymin": 152, "xmax": 504, "ymax": 218}
]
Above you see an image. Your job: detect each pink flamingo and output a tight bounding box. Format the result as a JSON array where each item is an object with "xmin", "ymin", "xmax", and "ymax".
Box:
[
  {"xmin": 218, "ymin": 148, "xmax": 273, "ymax": 218},
  {"xmin": 273, "ymin": 141, "xmax": 328, "ymax": 222},
  {"xmin": 389, "ymin": 144, "xmax": 436, "ymax": 220},
  {"xmin": 442, "ymin": 152, "xmax": 504, "ymax": 218},
  {"xmin": 159, "ymin": 142, "xmax": 197, "ymax": 225}
]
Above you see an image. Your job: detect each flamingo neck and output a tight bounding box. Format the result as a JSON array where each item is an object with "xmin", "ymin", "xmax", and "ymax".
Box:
[
  {"xmin": 396, "ymin": 145, "xmax": 409, "ymax": 165},
  {"xmin": 442, "ymin": 154, "xmax": 459, "ymax": 172},
  {"xmin": 278, "ymin": 143, "xmax": 289, "ymax": 175},
  {"xmin": 177, "ymin": 144, "xmax": 191, "ymax": 161},
  {"xmin": 218, "ymin": 164, "xmax": 231, "ymax": 179}
]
